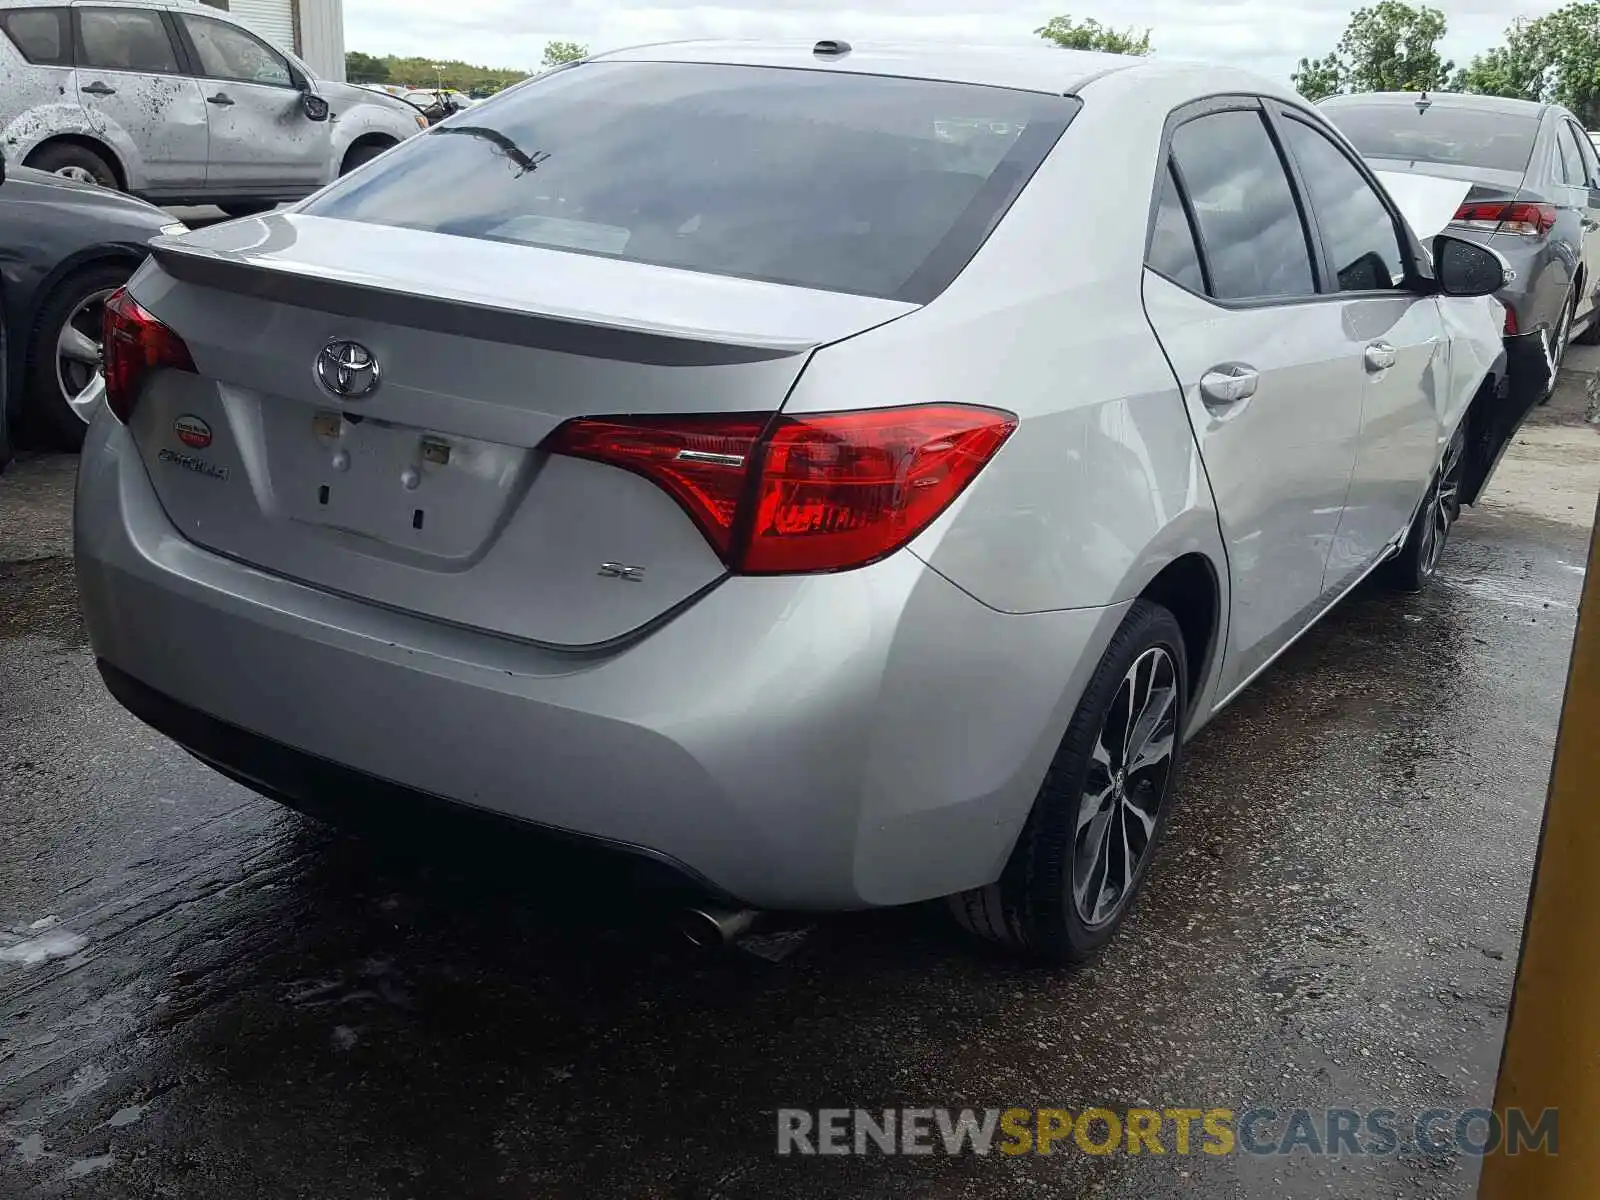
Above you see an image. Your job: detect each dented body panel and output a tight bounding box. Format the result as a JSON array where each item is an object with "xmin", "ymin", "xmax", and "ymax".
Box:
[{"xmin": 0, "ymin": 0, "xmax": 421, "ymax": 204}]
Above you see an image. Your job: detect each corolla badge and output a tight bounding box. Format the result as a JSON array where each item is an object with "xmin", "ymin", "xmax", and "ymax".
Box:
[{"xmin": 316, "ymin": 339, "xmax": 380, "ymax": 399}]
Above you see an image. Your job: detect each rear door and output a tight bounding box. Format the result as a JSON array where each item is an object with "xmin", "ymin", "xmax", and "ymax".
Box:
[
  {"xmin": 173, "ymin": 11, "xmax": 327, "ymax": 192},
  {"xmin": 0, "ymin": 7, "xmax": 79, "ymax": 131},
  {"xmin": 1141, "ymin": 100, "xmax": 1365, "ymax": 697},
  {"xmin": 1273, "ymin": 105, "xmax": 1445, "ymax": 591},
  {"xmin": 71, "ymin": 4, "xmax": 207, "ymax": 193}
]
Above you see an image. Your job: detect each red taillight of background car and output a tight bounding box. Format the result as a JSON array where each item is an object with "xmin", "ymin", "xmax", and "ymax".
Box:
[
  {"xmin": 1504, "ymin": 304, "xmax": 1519, "ymax": 335},
  {"xmin": 546, "ymin": 404, "xmax": 1017, "ymax": 574},
  {"xmin": 1452, "ymin": 200, "xmax": 1557, "ymax": 238},
  {"xmin": 102, "ymin": 288, "xmax": 195, "ymax": 424}
]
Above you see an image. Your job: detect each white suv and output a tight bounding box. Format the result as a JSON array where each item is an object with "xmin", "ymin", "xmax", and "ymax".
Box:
[{"xmin": 0, "ymin": 0, "xmax": 425, "ymax": 212}]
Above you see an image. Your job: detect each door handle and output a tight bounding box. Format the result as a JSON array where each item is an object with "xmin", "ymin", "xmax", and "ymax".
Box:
[
  {"xmin": 1198, "ymin": 364, "xmax": 1259, "ymax": 408},
  {"xmin": 206, "ymin": 92, "xmax": 235, "ymax": 106},
  {"xmin": 80, "ymin": 81, "xmax": 115, "ymax": 96},
  {"xmin": 1364, "ymin": 341, "xmax": 1397, "ymax": 372}
]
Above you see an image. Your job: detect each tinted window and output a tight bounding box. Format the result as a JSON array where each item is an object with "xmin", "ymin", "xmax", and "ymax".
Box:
[
  {"xmin": 1169, "ymin": 110, "xmax": 1316, "ymax": 301},
  {"xmin": 1570, "ymin": 122, "xmax": 1600, "ymax": 184},
  {"xmin": 303, "ymin": 61, "xmax": 1078, "ymax": 302},
  {"xmin": 1556, "ymin": 122, "xmax": 1585, "ymax": 186},
  {"xmin": 78, "ymin": 7, "xmax": 180, "ymax": 74},
  {"xmin": 1322, "ymin": 102, "xmax": 1539, "ymax": 174},
  {"xmin": 1282, "ymin": 118, "xmax": 1406, "ymax": 291},
  {"xmin": 182, "ymin": 15, "xmax": 291, "ymax": 86},
  {"xmin": 1147, "ymin": 163, "xmax": 1205, "ymax": 292},
  {"xmin": 1, "ymin": 8, "xmax": 69, "ymax": 65}
]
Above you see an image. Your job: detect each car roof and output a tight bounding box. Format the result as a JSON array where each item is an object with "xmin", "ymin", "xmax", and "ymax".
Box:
[
  {"xmin": 1321, "ymin": 91, "xmax": 1550, "ymax": 120},
  {"xmin": 590, "ymin": 39, "xmax": 1148, "ymax": 95}
]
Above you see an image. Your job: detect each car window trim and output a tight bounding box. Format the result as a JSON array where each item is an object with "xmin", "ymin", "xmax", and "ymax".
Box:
[
  {"xmin": 1146, "ymin": 159, "xmax": 1212, "ymax": 296},
  {"xmin": 72, "ymin": 4, "xmax": 187, "ymax": 78},
  {"xmin": 0, "ymin": 6, "xmax": 74, "ymax": 67},
  {"xmin": 173, "ymin": 10, "xmax": 297, "ymax": 91},
  {"xmin": 1565, "ymin": 118, "xmax": 1599, "ymax": 187},
  {"xmin": 1269, "ymin": 104, "xmax": 1419, "ymax": 298},
  {"xmin": 1558, "ymin": 118, "xmax": 1593, "ymax": 188},
  {"xmin": 1147, "ymin": 95, "xmax": 1324, "ymax": 308},
  {"xmin": 1553, "ymin": 117, "xmax": 1583, "ymax": 187}
]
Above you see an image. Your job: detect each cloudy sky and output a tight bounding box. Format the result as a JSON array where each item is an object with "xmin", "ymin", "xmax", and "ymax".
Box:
[{"xmin": 344, "ymin": 0, "xmax": 1566, "ymax": 84}]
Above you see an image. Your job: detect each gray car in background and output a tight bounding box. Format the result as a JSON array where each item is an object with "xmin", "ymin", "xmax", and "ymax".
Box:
[{"xmin": 1321, "ymin": 91, "xmax": 1600, "ymax": 404}]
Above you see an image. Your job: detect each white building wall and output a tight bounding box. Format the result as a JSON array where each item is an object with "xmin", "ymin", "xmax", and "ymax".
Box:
[
  {"xmin": 295, "ymin": 0, "xmax": 347, "ymax": 81},
  {"xmin": 226, "ymin": 0, "xmax": 295, "ymax": 57}
]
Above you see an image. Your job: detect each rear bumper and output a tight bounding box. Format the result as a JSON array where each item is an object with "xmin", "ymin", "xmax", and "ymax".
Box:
[{"xmin": 75, "ymin": 417, "xmax": 1126, "ymax": 910}]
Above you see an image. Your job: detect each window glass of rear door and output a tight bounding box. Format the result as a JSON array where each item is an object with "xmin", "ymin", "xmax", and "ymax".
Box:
[
  {"xmin": 1146, "ymin": 161, "xmax": 1205, "ymax": 293},
  {"xmin": 77, "ymin": 7, "xmax": 181, "ymax": 74},
  {"xmin": 1169, "ymin": 109, "xmax": 1316, "ymax": 301}
]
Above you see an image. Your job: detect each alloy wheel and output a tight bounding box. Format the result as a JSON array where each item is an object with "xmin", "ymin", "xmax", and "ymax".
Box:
[
  {"xmin": 53, "ymin": 165, "xmax": 100, "ymax": 186},
  {"xmin": 55, "ymin": 287, "xmax": 115, "ymax": 425},
  {"xmin": 1417, "ymin": 432, "xmax": 1465, "ymax": 580},
  {"xmin": 1072, "ymin": 646, "xmax": 1179, "ymax": 927}
]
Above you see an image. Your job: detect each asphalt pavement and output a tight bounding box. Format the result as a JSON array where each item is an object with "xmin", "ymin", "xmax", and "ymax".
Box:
[{"xmin": 2, "ymin": 367, "xmax": 1598, "ymax": 1199}]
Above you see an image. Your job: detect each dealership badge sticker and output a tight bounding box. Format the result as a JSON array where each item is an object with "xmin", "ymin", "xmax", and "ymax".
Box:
[{"xmin": 174, "ymin": 414, "xmax": 212, "ymax": 450}]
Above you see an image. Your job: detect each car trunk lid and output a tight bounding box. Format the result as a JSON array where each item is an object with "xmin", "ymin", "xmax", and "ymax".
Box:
[{"xmin": 124, "ymin": 214, "xmax": 915, "ymax": 648}]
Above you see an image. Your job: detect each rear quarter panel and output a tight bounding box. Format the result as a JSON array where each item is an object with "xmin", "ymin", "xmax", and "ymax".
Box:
[{"xmin": 784, "ymin": 65, "xmax": 1232, "ymax": 718}]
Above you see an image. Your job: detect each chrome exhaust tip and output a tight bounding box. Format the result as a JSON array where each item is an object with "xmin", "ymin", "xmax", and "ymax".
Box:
[{"xmin": 677, "ymin": 905, "xmax": 761, "ymax": 949}]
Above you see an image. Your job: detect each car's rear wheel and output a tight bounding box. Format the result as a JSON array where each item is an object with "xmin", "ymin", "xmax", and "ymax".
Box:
[
  {"xmin": 1576, "ymin": 280, "xmax": 1600, "ymax": 345},
  {"xmin": 25, "ymin": 142, "xmax": 118, "ymax": 190},
  {"xmin": 24, "ymin": 262, "xmax": 132, "ymax": 449},
  {"xmin": 1384, "ymin": 422, "xmax": 1466, "ymax": 593},
  {"xmin": 949, "ymin": 600, "xmax": 1188, "ymax": 964}
]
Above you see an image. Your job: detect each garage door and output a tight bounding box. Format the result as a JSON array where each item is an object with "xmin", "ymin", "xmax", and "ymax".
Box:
[{"xmin": 212, "ymin": 0, "xmax": 296, "ymax": 55}]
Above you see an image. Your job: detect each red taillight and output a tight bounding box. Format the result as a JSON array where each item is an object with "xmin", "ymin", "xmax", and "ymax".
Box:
[
  {"xmin": 1503, "ymin": 303, "xmax": 1519, "ymax": 335},
  {"xmin": 1452, "ymin": 201, "xmax": 1557, "ymax": 238},
  {"xmin": 102, "ymin": 288, "xmax": 195, "ymax": 423},
  {"xmin": 546, "ymin": 404, "xmax": 1017, "ymax": 574}
]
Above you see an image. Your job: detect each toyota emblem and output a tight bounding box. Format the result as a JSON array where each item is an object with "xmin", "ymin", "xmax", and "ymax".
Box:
[{"xmin": 316, "ymin": 339, "xmax": 380, "ymax": 399}]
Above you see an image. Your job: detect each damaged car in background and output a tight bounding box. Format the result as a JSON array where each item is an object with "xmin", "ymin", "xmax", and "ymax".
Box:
[
  {"xmin": 75, "ymin": 43, "xmax": 1526, "ymax": 964},
  {"xmin": 1322, "ymin": 90, "xmax": 1600, "ymax": 406},
  {"xmin": 0, "ymin": 0, "xmax": 424, "ymax": 215}
]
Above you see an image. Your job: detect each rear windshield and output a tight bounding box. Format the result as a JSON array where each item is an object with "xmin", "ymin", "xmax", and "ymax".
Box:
[
  {"xmin": 1322, "ymin": 102, "xmax": 1539, "ymax": 175},
  {"xmin": 302, "ymin": 61, "xmax": 1078, "ymax": 302}
]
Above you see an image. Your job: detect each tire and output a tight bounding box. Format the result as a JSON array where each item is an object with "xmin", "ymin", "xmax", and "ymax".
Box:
[
  {"xmin": 219, "ymin": 201, "xmax": 277, "ymax": 218},
  {"xmin": 25, "ymin": 142, "xmax": 118, "ymax": 189},
  {"xmin": 1384, "ymin": 421, "xmax": 1466, "ymax": 593},
  {"xmin": 340, "ymin": 140, "xmax": 392, "ymax": 175},
  {"xmin": 949, "ymin": 600, "xmax": 1189, "ymax": 965},
  {"xmin": 1577, "ymin": 281, "xmax": 1600, "ymax": 345},
  {"xmin": 1539, "ymin": 289, "xmax": 1577, "ymax": 405},
  {"xmin": 24, "ymin": 262, "xmax": 133, "ymax": 450}
]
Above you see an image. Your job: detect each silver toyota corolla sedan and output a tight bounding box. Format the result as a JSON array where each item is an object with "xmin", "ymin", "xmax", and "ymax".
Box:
[{"xmin": 75, "ymin": 41, "xmax": 1518, "ymax": 963}]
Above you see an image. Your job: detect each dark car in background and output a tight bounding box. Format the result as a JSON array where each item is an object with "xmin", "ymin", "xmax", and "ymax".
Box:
[
  {"xmin": 0, "ymin": 148, "xmax": 179, "ymax": 450},
  {"xmin": 1321, "ymin": 91, "xmax": 1600, "ymax": 404}
]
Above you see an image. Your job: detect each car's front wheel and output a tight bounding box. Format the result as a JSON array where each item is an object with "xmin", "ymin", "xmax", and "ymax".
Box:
[
  {"xmin": 24, "ymin": 262, "xmax": 132, "ymax": 449},
  {"xmin": 1384, "ymin": 422, "xmax": 1466, "ymax": 593},
  {"xmin": 949, "ymin": 600, "xmax": 1188, "ymax": 964}
]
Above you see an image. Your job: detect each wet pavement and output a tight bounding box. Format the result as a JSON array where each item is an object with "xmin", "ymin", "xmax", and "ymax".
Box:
[{"xmin": 2, "ymin": 376, "xmax": 1597, "ymax": 1199}]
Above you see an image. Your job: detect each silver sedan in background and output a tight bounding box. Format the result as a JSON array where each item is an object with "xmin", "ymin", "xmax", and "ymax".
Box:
[{"xmin": 75, "ymin": 41, "xmax": 1516, "ymax": 963}]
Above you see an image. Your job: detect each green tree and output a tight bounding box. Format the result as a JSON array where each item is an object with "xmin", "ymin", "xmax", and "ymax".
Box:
[
  {"xmin": 1454, "ymin": 5, "xmax": 1600, "ymax": 126},
  {"xmin": 1452, "ymin": 19, "xmax": 1547, "ymax": 102},
  {"xmin": 378, "ymin": 55, "xmax": 530, "ymax": 92},
  {"xmin": 542, "ymin": 40, "xmax": 589, "ymax": 67},
  {"xmin": 1291, "ymin": 1, "xmax": 1453, "ymax": 101},
  {"xmin": 1034, "ymin": 16, "xmax": 1152, "ymax": 56},
  {"xmin": 345, "ymin": 50, "xmax": 389, "ymax": 83}
]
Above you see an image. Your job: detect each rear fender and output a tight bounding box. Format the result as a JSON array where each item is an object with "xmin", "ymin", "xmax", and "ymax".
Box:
[{"xmin": 5, "ymin": 107, "xmax": 138, "ymax": 190}]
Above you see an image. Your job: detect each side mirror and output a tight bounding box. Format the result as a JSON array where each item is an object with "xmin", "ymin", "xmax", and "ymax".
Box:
[
  {"xmin": 301, "ymin": 93, "xmax": 330, "ymax": 122},
  {"xmin": 1433, "ymin": 233, "xmax": 1510, "ymax": 297}
]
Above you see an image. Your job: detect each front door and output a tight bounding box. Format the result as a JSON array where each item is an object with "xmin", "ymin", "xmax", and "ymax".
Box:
[
  {"xmin": 1142, "ymin": 103, "xmax": 1365, "ymax": 698},
  {"xmin": 71, "ymin": 5, "xmax": 208, "ymax": 194},
  {"xmin": 175, "ymin": 12, "xmax": 328, "ymax": 193},
  {"xmin": 1272, "ymin": 108, "xmax": 1446, "ymax": 590}
]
